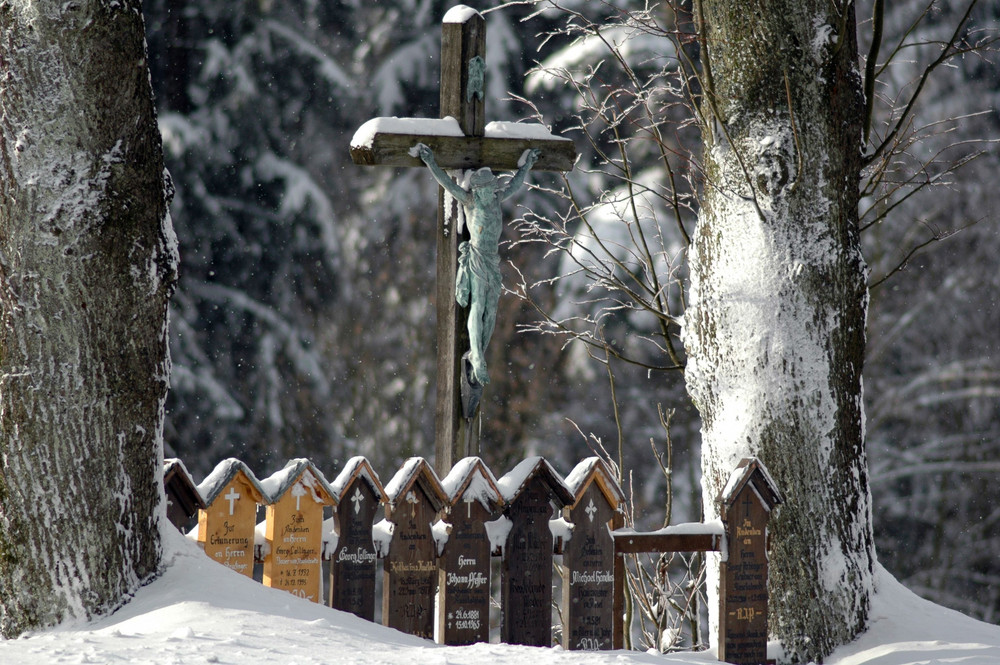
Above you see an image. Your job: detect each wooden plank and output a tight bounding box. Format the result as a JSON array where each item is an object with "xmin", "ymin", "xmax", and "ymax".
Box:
[
  {"xmin": 198, "ymin": 473, "xmax": 259, "ymax": 578},
  {"xmin": 382, "ymin": 485, "xmax": 440, "ymax": 639},
  {"xmin": 719, "ymin": 485, "xmax": 771, "ymax": 665},
  {"xmin": 562, "ymin": 484, "xmax": 616, "ymax": 651},
  {"xmin": 612, "ymin": 531, "xmax": 723, "ymax": 554},
  {"xmin": 350, "ymin": 133, "xmax": 577, "ymax": 172},
  {"xmin": 262, "ymin": 478, "xmax": 326, "ymax": 603},
  {"xmin": 501, "ymin": 478, "xmax": 556, "ymax": 647},
  {"xmin": 329, "ymin": 481, "xmax": 380, "ymax": 621},
  {"xmin": 438, "ymin": 498, "xmax": 493, "ymax": 645}
]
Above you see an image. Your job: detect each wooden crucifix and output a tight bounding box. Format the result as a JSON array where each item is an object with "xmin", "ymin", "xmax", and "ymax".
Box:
[{"xmin": 350, "ymin": 5, "xmax": 576, "ymax": 476}]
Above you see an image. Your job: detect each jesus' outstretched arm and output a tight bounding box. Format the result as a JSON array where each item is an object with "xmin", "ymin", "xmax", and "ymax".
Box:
[{"xmin": 413, "ymin": 143, "xmax": 473, "ymax": 205}]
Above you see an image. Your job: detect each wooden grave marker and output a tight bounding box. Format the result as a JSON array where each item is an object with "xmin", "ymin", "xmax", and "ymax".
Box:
[
  {"xmin": 349, "ymin": 5, "xmax": 576, "ymax": 475},
  {"xmin": 261, "ymin": 459, "xmax": 337, "ymax": 603},
  {"xmin": 718, "ymin": 458, "xmax": 783, "ymax": 665},
  {"xmin": 382, "ymin": 457, "xmax": 449, "ymax": 639},
  {"xmin": 497, "ymin": 457, "xmax": 575, "ymax": 647},
  {"xmin": 438, "ymin": 457, "xmax": 503, "ymax": 645},
  {"xmin": 163, "ymin": 458, "xmax": 205, "ymax": 531},
  {"xmin": 196, "ymin": 458, "xmax": 268, "ymax": 577},
  {"xmin": 327, "ymin": 456, "xmax": 387, "ymax": 621},
  {"xmin": 562, "ymin": 458, "xmax": 625, "ymax": 651}
]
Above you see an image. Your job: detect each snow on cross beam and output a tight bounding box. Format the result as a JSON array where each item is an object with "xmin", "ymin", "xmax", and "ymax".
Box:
[{"xmin": 350, "ymin": 117, "xmax": 577, "ymax": 172}]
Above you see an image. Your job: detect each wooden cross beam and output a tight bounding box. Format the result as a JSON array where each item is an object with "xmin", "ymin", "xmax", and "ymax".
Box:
[{"xmin": 349, "ymin": 6, "xmax": 576, "ymax": 476}]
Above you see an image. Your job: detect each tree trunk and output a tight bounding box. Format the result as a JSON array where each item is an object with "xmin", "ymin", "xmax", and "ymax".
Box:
[
  {"xmin": 0, "ymin": 0, "xmax": 177, "ymax": 637},
  {"xmin": 684, "ymin": 1, "xmax": 875, "ymax": 661}
]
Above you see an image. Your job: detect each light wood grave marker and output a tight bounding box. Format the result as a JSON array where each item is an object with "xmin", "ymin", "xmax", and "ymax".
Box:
[
  {"xmin": 718, "ymin": 458, "xmax": 783, "ymax": 665},
  {"xmin": 327, "ymin": 456, "xmax": 387, "ymax": 621},
  {"xmin": 561, "ymin": 458, "xmax": 625, "ymax": 651},
  {"xmin": 497, "ymin": 457, "xmax": 575, "ymax": 647},
  {"xmin": 196, "ymin": 458, "xmax": 268, "ymax": 578},
  {"xmin": 438, "ymin": 457, "xmax": 503, "ymax": 645},
  {"xmin": 382, "ymin": 457, "xmax": 449, "ymax": 639},
  {"xmin": 349, "ymin": 5, "xmax": 576, "ymax": 475},
  {"xmin": 261, "ymin": 458, "xmax": 337, "ymax": 603}
]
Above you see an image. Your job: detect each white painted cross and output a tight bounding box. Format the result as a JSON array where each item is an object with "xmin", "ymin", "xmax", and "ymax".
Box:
[
  {"xmin": 350, "ymin": 6, "xmax": 575, "ymax": 476},
  {"xmin": 224, "ymin": 487, "xmax": 240, "ymax": 516},
  {"xmin": 292, "ymin": 482, "xmax": 307, "ymax": 512},
  {"xmin": 464, "ymin": 493, "xmax": 475, "ymax": 519},
  {"xmin": 585, "ymin": 497, "xmax": 598, "ymax": 523},
  {"xmin": 351, "ymin": 486, "xmax": 365, "ymax": 515}
]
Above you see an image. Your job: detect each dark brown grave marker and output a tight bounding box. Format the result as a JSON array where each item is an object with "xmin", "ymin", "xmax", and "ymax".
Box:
[
  {"xmin": 438, "ymin": 457, "xmax": 503, "ymax": 645},
  {"xmin": 260, "ymin": 459, "xmax": 337, "ymax": 603},
  {"xmin": 382, "ymin": 457, "xmax": 448, "ymax": 639},
  {"xmin": 562, "ymin": 458, "xmax": 624, "ymax": 650},
  {"xmin": 163, "ymin": 458, "xmax": 205, "ymax": 532},
  {"xmin": 497, "ymin": 457, "xmax": 574, "ymax": 647},
  {"xmin": 718, "ymin": 458, "xmax": 783, "ymax": 665},
  {"xmin": 196, "ymin": 458, "xmax": 268, "ymax": 577},
  {"xmin": 328, "ymin": 457, "xmax": 387, "ymax": 621}
]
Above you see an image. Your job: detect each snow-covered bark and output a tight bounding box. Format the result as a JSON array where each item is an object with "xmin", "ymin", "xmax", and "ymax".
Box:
[
  {"xmin": 0, "ymin": 0, "xmax": 177, "ymax": 637},
  {"xmin": 683, "ymin": 1, "xmax": 875, "ymax": 661}
]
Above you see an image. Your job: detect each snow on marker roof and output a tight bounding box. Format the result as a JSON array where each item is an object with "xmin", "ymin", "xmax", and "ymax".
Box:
[
  {"xmin": 330, "ymin": 456, "xmax": 388, "ymax": 504},
  {"xmin": 259, "ymin": 458, "xmax": 337, "ymax": 506},
  {"xmin": 197, "ymin": 458, "xmax": 268, "ymax": 505},
  {"xmin": 439, "ymin": 456, "xmax": 503, "ymax": 512},
  {"xmin": 496, "ymin": 456, "xmax": 574, "ymax": 506}
]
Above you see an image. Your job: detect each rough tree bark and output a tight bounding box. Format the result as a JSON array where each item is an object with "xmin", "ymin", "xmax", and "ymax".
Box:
[
  {"xmin": 683, "ymin": 0, "xmax": 875, "ymax": 661},
  {"xmin": 0, "ymin": 0, "xmax": 177, "ymax": 637}
]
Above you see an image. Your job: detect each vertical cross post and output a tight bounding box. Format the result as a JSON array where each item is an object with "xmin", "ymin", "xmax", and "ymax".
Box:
[{"xmin": 435, "ymin": 9, "xmax": 486, "ymax": 475}]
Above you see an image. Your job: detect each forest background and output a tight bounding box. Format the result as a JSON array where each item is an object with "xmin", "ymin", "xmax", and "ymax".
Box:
[{"xmin": 145, "ymin": 0, "xmax": 999, "ymax": 625}]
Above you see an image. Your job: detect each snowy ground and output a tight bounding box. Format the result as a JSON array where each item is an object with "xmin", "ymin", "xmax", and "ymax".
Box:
[{"xmin": 3, "ymin": 528, "xmax": 999, "ymax": 665}]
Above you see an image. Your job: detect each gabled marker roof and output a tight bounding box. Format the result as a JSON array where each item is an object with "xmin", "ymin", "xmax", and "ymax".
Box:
[
  {"xmin": 197, "ymin": 458, "xmax": 268, "ymax": 506},
  {"xmin": 259, "ymin": 458, "xmax": 338, "ymax": 507},
  {"xmin": 163, "ymin": 458, "xmax": 205, "ymax": 509},
  {"xmin": 383, "ymin": 457, "xmax": 448, "ymax": 513},
  {"xmin": 330, "ymin": 456, "xmax": 388, "ymax": 505},
  {"xmin": 563, "ymin": 457, "xmax": 626, "ymax": 511},
  {"xmin": 439, "ymin": 456, "xmax": 503, "ymax": 512},
  {"xmin": 496, "ymin": 456, "xmax": 574, "ymax": 507},
  {"xmin": 719, "ymin": 457, "xmax": 783, "ymax": 511}
]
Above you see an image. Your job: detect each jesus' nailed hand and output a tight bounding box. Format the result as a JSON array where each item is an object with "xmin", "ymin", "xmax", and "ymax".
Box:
[{"xmin": 411, "ymin": 143, "xmax": 540, "ymax": 388}]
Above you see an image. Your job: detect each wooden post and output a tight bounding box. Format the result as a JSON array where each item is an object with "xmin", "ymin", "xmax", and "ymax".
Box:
[
  {"xmin": 261, "ymin": 459, "xmax": 337, "ymax": 603},
  {"xmin": 196, "ymin": 459, "xmax": 267, "ymax": 578},
  {"xmin": 718, "ymin": 458, "xmax": 783, "ymax": 665},
  {"xmin": 328, "ymin": 457, "xmax": 387, "ymax": 621},
  {"xmin": 497, "ymin": 457, "xmax": 574, "ymax": 647},
  {"xmin": 382, "ymin": 458, "xmax": 448, "ymax": 639},
  {"xmin": 438, "ymin": 457, "xmax": 503, "ymax": 645},
  {"xmin": 434, "ymin": 7, "xmax": 485, "ymax": 473},
  {"xmin": 562, "ymin": 458, "xmax": 624, "ymax": 651}
]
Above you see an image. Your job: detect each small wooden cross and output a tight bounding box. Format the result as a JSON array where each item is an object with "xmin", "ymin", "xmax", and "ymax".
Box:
[{"xmin": 350, "ymin": 6, "xmax": 576, "ymax": 476}]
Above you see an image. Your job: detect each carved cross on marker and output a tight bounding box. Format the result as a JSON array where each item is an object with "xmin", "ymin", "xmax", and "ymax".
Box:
[
  {"xmin": 292, "ymin": 482, "xmax": 307, "ymax": 512},
  {"xmin": 406, "ymin": 490, "xmax": 420, "ymax": 518},
  {"xmin": 224, "ymin": 487, "xmax": 240, "ymax": 516},
  {"xmin": 585, "ymin": 497, "xmax": 598, "ymax": 523},
  {"xmin": 350, "ymin": 6, "xmax": 575, "ymax": 476},
  {"xmin": 742, "ymin": 494, "xmax": 753, "ymax": 519},
  {"xmin": 351, "ymin": 486, "xmax": 365, "ymax": 515}
]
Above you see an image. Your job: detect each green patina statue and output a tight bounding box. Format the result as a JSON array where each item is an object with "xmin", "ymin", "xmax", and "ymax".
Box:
[{"xmin": 415, "ymin": 143, "xmax": 540, "ymax": 389}]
